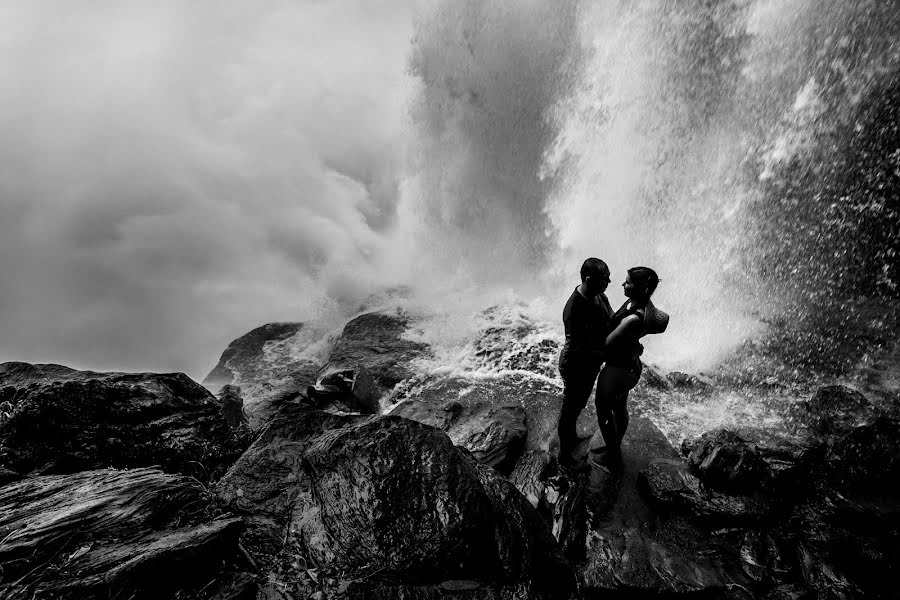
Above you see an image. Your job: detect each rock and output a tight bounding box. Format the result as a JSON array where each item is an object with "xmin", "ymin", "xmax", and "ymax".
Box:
[
  {"xmin": 204, "ymin": 322, "xmax": 305, "ymax": 388},
  {"xmin": 762, "ymin": 583, "xmax": 816, "ymax": 600},
  {"xmin": 0, "ymin": 466, "xmax": 21, "ymax": 486},
  {"xmin": 203, "ymin": 322, "xmax": 320, "ymax": 427},
  {"xmin": 390, "ymin": 374, "xmax": 560, "ymax": 451},
  {"xmin": 667, "ymin": 371, "xmax": 713, "ymax": 390},
  {"xmin": 739, "ymin": 530, "xmax": 793, "ymax": 587},
  {"xmin": 508, "ymin": 450, "xmax": 554, "ymax": 512},
  {"xmin": 0, "ymin": 362, "xmax": 248, "ymax": 480},
  {"xmin": 577, "ymin": 417, "xmax": 752, "ymax": 597},
  {"xmin": 638, "ymin": 363, "xmax": 673, "ymax": 390},
  {"xmin": 685, "ymin": 429, "xmax": 770, "ymax": 494},
  {"xmin": 218, "ymin": 384, "xmax": 249, "ymax": 429},
  {"xmin": 822, "ymin": 415, "xmax": 900, "ymax": 491},
  {"xmin": 318, "ymin": 312, "xmax": 430, "ymax": 413},
  {"xmin": 583, "ymin": 527, "xmax": 729, "ymax": 594},
  {"xmin": 217, "ymin": 402, "xmax": 574, "ymax": 599},
  {"xmin": 0, "ymin": 467, "xmax": 250, "ymax": 599},
  {"xmin": 470, "ymin": 312, "xmax": 561, "ymax": 379},
  {"xmin": 391, "ymin": 377, "xmax": 529, "ymax": 474},
  {"xmin": 785, "ymin": 484, "xmax": 900, "ymax": 600},
  {"xmin": 788, "ymin": 385, "xmax": 878, "ymax": 439},
  {"xmin": 638, "ymin": 458, "xmax": 772, "ymax": 527}
]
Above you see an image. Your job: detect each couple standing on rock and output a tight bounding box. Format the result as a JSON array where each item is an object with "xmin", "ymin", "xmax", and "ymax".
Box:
[{"xmin": 557, "ymin": 258, "xmax": 668, "ymax": 472}]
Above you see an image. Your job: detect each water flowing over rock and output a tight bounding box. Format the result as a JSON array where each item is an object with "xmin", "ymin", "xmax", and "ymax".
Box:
[
  {"xmin": 0, "ymin": 467, "xmax": 252, "ymax": 600},
  {"xmin": 217, "ymin": 400, "xmax": 574, "ymax": 599},
  {"xmin": 203, "ymin": 322, "xmax": 319, "ymax": 427},
  {"xmin": 317, "ymin": 312, "xmax": 431, "ymax": 413},
  {"xmin": 0, "ymin": 362, "xmax": 248, "ymax": 480}
]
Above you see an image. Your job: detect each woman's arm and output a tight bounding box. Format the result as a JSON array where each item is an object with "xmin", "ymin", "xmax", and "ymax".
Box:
[{"xmin": 605, "ymin": 314, "xmax": 641, "ymax": 347}]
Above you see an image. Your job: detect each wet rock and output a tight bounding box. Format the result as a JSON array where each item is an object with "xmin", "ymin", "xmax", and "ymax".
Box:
[
  {"xmin": 788, "ymin": 384, "xmax": 878, "ymax": 439},
  {"xmin": 391, "ymin": 380, "xmax": 528, "ymax": 473},
  {"xmin": 0, "ymin": 362, "xmax": 248, "ymax": 480},
  {"xmin": 470, "ymin": 312, "xmax": 561, "ymax": 379},
  {"xmin": 685, "ymin": 429, "xmax": 770, "ymax": 494},
  {"xmin": 0, "ymin": 467, "xmax": 250, "ymax": 600},
  {"xmin": 390, "ymin": 374, "xmax": 560, "ymax": 453},
  {"xmin": 823, "ymin": 415, "xmax": 900, "ymax": 491},
  {"xmin": 218, "ymin": 384, "xmax": 249, "ymax": 429},
  {"xmin": 318, "ymin": 312, "xmax": 430, "ymax": 413},
  {"xmin": 218, "ymin": 402, "xmax": 574, "ymax": 600},
  {"xmin": 578, "ymin": 417, "xmax": 752, "ymax": 597},
  {"xmin": 0, "ymin": 466, "xmax": 21, "ymax": 486},
  {"xmin": 786, "ymin": 485, "xmax": 900, "ymax": 600},
  {"xmin": 583, "ymin": 527, "xmax": 729, "ymax": 595},
  {"xmin": 667, "ymin": 371, "xmax": 713, "ymax": 390},
  {"xmin": 203, "ymin": 322, "xmax": 320, "ymax": 427},
  {"xmin": 508, "ymin": 450, "xmax": 554, "ymax": 512},
  {"xmin": 639, "ymin": 458, "xmax": 772, "ymax": 527},
  {"xmin": 205, "ymin": 322, "xmax": 305, "ymax": 386},
  {"xmin": 638, "ymin": 363, "xmax": 673, "ymax": 390},
  {"xmin": 762, "ymin": 583, "xmax": 816, "ymax": 600},
  {"xmin": 739, "ymin": 530, "xmax": 793, "ymax": 586}
]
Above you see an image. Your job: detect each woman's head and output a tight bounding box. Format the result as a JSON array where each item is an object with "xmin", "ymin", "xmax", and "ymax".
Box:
[{"xmin": 623, "ymin": 266, "xmax": 659, "ymax": 302}]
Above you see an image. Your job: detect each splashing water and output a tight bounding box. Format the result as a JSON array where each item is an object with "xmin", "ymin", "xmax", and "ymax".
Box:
[{"xmin": 366, "ymin": 0, "xmax": 899, "ymax": 441}]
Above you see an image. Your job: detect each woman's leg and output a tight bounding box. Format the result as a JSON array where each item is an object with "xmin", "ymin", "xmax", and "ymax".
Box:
[
  {"xmin": 594, "ymin": 366, "xmax": 619, "ymax": 458},
  {"xmin": 595, "ymin": 365, "xmax": 639, "ymax": 462}
]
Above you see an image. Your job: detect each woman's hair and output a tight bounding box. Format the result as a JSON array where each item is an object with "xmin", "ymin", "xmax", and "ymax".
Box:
[{"xmin": 628, "ymin": 266, "xmax": 659, "ymax": 300}]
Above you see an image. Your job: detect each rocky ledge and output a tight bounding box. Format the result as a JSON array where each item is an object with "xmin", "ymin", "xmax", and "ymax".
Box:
[{"xmin": 1, "ymin": 314, "xmax": 897, "ymax": 599}]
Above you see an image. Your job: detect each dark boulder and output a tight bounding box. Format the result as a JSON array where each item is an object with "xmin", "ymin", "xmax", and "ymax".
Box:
[
  {"xmin": 781, "ymin": 485, "xmax": 900, "ymax": 600},
  {"xmin": 0, "ymin": 362, "xmax": 248, "ymax": 480},
  {"xmin": 204, "ymin": 322, "xmax": 305, "ymax": 387},
  {"xmin": 218, "ymin": 384, "xmax": 249, "ymax": 429},
  {"xmin": 318, "ymin": 312, "xmax": 430, "ymax": 413},
  {"xmin": 685, "ymin": 429, "xmax": 771, "ymax": 494},
  {"xmin": 390, "ymin": 376, "xmax": 530, "ymax": 474},
  {"xmin": 217, "ymin": 401, "xmax": 574, "ymax": 600},
  {"xmin": 203, "ymin": 322, "xmax": 320, "ymax": 427},
  {"xmin": 788, "ymin": 384, "xmax": 878, "ymax": 439},
  {"xmin": 822, "ymin": 415, "xmax": 900, "ymax": 491},
  {"xmin": 0, "ymin": 467, "xmax": 252, "ymax": 600},
  {"xmin": 639, "ymin": 458, "xmax": 772, "ymax": 527}
]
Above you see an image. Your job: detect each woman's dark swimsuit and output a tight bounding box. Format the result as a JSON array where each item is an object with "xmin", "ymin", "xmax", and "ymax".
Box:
[{"xmin": 593, "ymin": 301, "xmax": 646, "ymax": 461}]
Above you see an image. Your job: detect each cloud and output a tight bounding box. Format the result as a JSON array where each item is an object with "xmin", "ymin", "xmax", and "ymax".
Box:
[{"xmin": 0, "ymin": 0, "xmax": 416, "ymax": 378}]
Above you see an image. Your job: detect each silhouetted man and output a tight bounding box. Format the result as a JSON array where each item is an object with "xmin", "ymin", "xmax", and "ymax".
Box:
[{"xmin": 557, "ymin": 257, "xmax": 613, "ymax": 468}]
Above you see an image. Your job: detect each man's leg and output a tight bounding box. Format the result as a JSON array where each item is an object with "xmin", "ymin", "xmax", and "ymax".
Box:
[
  {"xmin": 594, "ymin": 366, "xmax": 638, "ymax": 463},
  {"xmin": 558, "ymin": 367, "xmax": 592, "ymax": 461}
]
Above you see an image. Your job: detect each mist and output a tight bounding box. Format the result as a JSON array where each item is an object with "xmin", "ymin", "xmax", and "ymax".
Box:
[
  {"xmin": 2, "ymin": 0, "xmax": 895, "ymax": 380},
  {"xmin": 0, "ymin": 1, "xmax": 417, "ymax": 378}
]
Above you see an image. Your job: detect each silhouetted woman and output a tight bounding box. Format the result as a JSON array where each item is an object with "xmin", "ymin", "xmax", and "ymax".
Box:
[{"xmin": 593, "ymin": 266, "xmax": 665, "ymax": 467}]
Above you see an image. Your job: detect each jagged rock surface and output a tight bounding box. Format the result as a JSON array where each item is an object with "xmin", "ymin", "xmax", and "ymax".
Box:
[
  {"xmin": 575, "ymin": 417, "xmax": 752, "ymax": 596},
  {"xmin": 318, "ymin": 312, "xmax": 430, "ymax": 413},
  {"xmin": 390, "ymin": 376, "xmax": 534, "ymax": 474},
  {"xmin": 217, "ymin": 401, "xmax": 574, "ymax": 600},
  {"xmin": 0, "ymin": 362, "xmax": 248, "ymax": 480},
  {"xmin": 203, "ymin": 322, "xmax": 319, "ymax": 427},
  {"xmin": 0, "ymin": 467, "xmax": 253, "ymax": 600}
]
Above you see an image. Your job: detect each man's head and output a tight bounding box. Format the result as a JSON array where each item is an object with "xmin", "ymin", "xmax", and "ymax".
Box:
[{"xmin": 580, "ymin": 257, "xmax": 610, "ymax": 295}]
